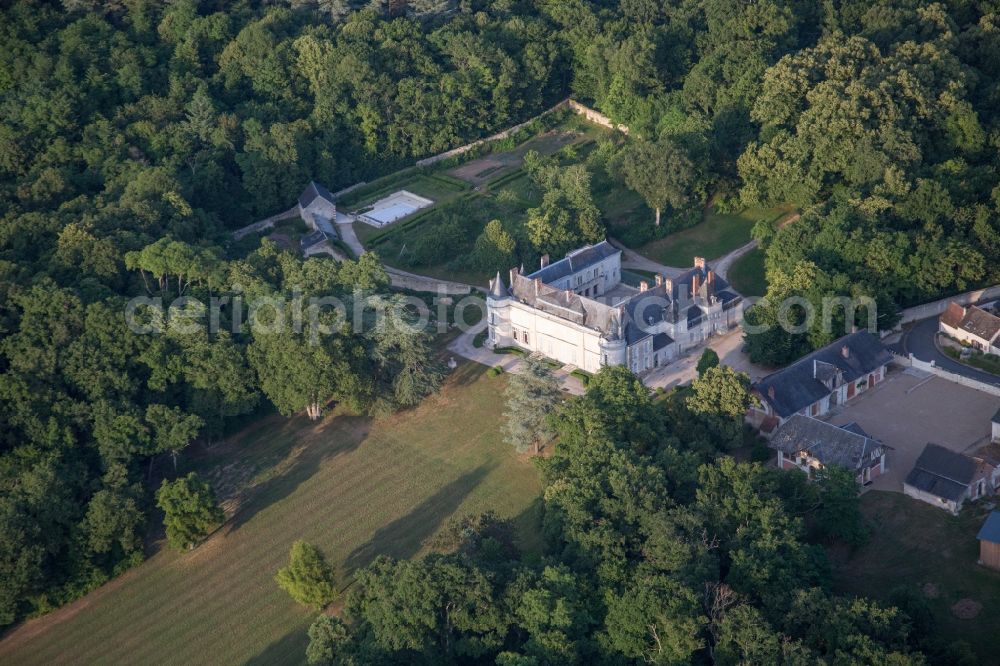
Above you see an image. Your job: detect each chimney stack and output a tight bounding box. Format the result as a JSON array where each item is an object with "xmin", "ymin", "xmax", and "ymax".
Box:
[
  {"xmin": 664, "ymin": 277, "xmax": 674, "ymax": 295},
  {"xmin": 768, "ymin": 386, "xmax": 775, "ymax": 399},
  {"xmin": 841, "ymin": 345, "xmax": 850, "ymax": 359},
  {"xmin": 534, "ymin": 278, "xmax": 541, "ymax": 297},
  {"xmin": 654, "ymin": 274, "xmax": 663, "ymax": 286},
  {"xmin": 692, "ymin": 273, "xmax": 701, "ymax": 296},
  {"xmin": 693, "ymin": 256, "xmax": 706, "ymax": 270},
  {"xmin": 540, "ymin": 254, "xmax": 550, "ymax": 269},
  {"xmin": 640, "ymin": 280, "xmax": 649, "ymax": 292},
  {"xmin": 509, "ymin": 266, "xmax": 519, "ymax": 286}
]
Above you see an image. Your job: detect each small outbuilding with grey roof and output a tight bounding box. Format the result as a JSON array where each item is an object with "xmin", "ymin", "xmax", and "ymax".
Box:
[
  {"xmin": 903, "ymin": 443, "xmax": 997, "ymax": 515},
  {"xmin": 977, "ymin": 511, "xmax": 1000, "ymax": 570},
  {"xmin": 298, "ymin": 181, "xmax": 337, "ymax": 215},
  {"xmin": 296, "ymin": 181, "xmax": 339, "ymax": 255}
]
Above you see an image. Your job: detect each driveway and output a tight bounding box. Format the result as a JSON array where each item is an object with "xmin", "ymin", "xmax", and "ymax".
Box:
[
  {"xmin": 643, "ymin": 327, "xmax": 768, "ymax": 390},
  {"xmin": 334, "ymin": 214, "xmax": 366, "ymax": 256},
  {"xmin": 896, "ymin": 317, "xmax": 1000, "ymax": 389},
  {"xmin": 607, "ymin": 238, "xmax": 686, "ymax": 277},
  {"xmin": 824, "ymin": 369, "xmax": 1000, "ymax": 492}
]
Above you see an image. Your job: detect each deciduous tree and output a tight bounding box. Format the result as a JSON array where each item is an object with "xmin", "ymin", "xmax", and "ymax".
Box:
[{"xmin": 156, "ymin": 473, "xmax": 225, "ymax": 550}]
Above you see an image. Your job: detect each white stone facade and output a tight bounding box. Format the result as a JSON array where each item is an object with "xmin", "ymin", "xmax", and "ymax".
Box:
[{"xmin": 486, "ymin": 242, "xmax": 743, "ymax": 377}]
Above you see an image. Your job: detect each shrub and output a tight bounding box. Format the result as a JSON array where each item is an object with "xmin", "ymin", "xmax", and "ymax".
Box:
[
  {"xmin": 275, "ymin": 540, "xmax": 337, "ymax": 609},
  {"xmin": 488, "ymin": 366, "xmax": 505, "ymax": 377},
  {"xmin": 493, "ymin": 346, "xmax": 527, "ymax": 357}
]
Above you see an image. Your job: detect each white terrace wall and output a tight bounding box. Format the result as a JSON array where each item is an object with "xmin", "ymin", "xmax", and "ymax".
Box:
[
  {"xmin": 895, "ymin": 353, "xmax": 1000, "ymax": 398},
  {"xmin": 566, "ymin": 100, "xmax": 631, "ymax": 134}
]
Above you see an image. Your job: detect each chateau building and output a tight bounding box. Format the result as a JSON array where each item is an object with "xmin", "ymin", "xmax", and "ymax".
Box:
[{"xmin": 485, "ymin": 241, "xmax": 743, "ymax": 375}]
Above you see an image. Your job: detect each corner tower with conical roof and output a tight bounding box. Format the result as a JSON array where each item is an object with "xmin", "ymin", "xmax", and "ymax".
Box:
[{"xmin": 486, "ymin": 271, "xmax": 511, "ymax": 349}]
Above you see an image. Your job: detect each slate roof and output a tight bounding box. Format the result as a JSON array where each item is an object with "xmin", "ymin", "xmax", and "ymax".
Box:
[
  {"xmin": 840, "ymin": 421, "xmax": 871, "ymax": 437},
  {"xmin": 527, "ymin": 241, "xmax": 620, "ymax": 284},
  {"xmin": 753, "ymin": 331, "xmax": 893, "ymax": 419},
  {"xmin": 977, "ymin": 511, "xmax": 1000, "ymax": 543},
  {"xmin": 300, "ymin": 230, "xmax": 327, "ymax": 251},
  {"xmin": 904, "ymin": 443, "xmax": 977, "ymax": 502},
  {"xmin": 652, "ymin": 332, "xmax": 673, "ymax": 351},
  {"xmin": 313, "ymin": 215, "xmax": 338, "ymax": 238},
  {"xmin": 489, "ymin": 272, "xmax": 508, "ymax": 300},
  {"xmin": 507, "ymin": 246, "xmax": 738, "ymax": 350},
  {"xmin": 769, "ymin": 414, "xmax": 882, "ymax": 471},
  {"xmin": 298, "ymin": 181, "xmax": 337, "ymax": 209}
]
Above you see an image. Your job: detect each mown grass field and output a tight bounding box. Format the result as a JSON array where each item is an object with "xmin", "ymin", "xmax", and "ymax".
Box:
[
  {"xmin": 0, "ymin": 364, "xmax": 542, "ymax": 666},
  {"xmin": 635, "ymin": 205, "xmax": 791, "ymax": 267},
  {"xmin": 727, "ymin": 247, "xmax": 768, "ymax": 296},
  {"xmin": 829, "ymin": 491, "xmax": 1000, "ymax": 659}
]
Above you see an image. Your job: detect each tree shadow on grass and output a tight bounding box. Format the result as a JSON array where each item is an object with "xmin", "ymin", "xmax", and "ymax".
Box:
[
  {"xmin": 450, "ymin": 360, "xmax": 490, "ymax": 387},
  {"xmin": 343, "ymin": 463, "xmax": 495, "ymax": 575},
  {"xmin": 227, "ymin": 413, "xmax": 372, "ymax": 532},
  {"xmin": 243, "ymin": 624, "xmax": 310, "ymax": 666},
  {"xmin": 510, "ymin": 496, "xmax": 545, "ymax": 558}
]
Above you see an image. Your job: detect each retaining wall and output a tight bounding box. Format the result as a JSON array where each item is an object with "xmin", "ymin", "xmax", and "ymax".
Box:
[
  {"xmin": 415, "ymin": 99, "xmax": 629, "ymax": 168},
  {"xmin": 895, "ymin": 353, "xmax": 1000, "ymax": 397},
  {"xmin": 898, "ymin": 284, "xmax": 1000, "ymax": 325},
  {"xmin": 232, "ymin": 206, "xmax": 299, "ymax": 240}
]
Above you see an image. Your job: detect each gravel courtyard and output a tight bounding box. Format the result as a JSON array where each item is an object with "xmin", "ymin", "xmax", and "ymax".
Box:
[{"xmin": 824, "ymin": 368, "xmax": 1000, "ymax": 491}]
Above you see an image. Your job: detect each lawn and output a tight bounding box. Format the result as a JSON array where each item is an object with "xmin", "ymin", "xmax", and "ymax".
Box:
[
  {"xmin": 0, "ymin": 364, "xmax": 542, "ymax": 666},
  {"xmin": 828, "ymin": 491, "xmax": 1000, "ymax": 659},
  {"xmin": 727, "ymin": 247, "xmax": 768, "ymax": 296},
  {"xmin": 634, "ymin": 205, "xmax": 792, "ymax": 268}
]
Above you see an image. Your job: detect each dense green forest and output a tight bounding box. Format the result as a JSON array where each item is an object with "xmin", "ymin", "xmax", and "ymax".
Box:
[{"xmin": 2, "ymin": 0, "xmax": 1000, "ymax": 658}]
